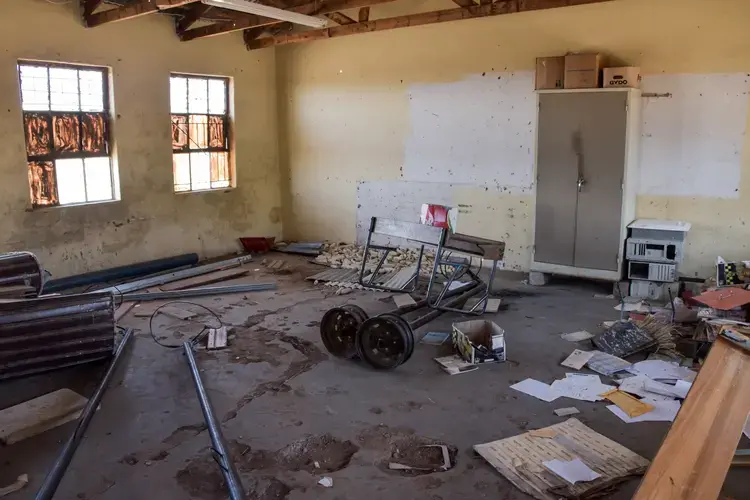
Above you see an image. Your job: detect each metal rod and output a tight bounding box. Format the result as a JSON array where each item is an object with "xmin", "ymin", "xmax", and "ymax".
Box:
[
  {"xmin": 95, "ymin": 255, "xmax": 253, "ymax": 296},
  {"xmin": 387, "ymin": 281, "xmax": 476, "ymax": 316},
  {"xmin": 35, "ymin": 328, "xmax": 134, "ymax": 500},
  {"xmin": 183, "ymin": 342, "xmax": 246, "ymax": 500},
  {"xmin": 410, "ymin": 283, "xmax": 482, "ymax": 330},
  {"xmin": 121, "ymin": 283, "xmax": 275, "ymax": 302}
]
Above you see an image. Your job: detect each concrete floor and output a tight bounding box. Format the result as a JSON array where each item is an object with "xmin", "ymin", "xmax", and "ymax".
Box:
[{"xmin": 1, "ymin": 255, "xmax": 749, "ymax": 500}]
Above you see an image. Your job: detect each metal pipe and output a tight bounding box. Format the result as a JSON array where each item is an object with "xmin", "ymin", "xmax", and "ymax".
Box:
[
  {"xmin": 388, "ymin": 281, "xmax": 476, "ymax": 316},
  {"xmin": 35, "ymin": 329, "xmax": 134, "ymax": 500},
  {"xmin": 410, "ymin": 283, "xmax": 482, "ymax": 330},
  {"xmin": 44, "ymin": 253, "xmax": 199, "ymax": 293},
  {"xmin": 95, "ymin": 255, "xmax": 253, "ymax": 296},
  {"xmin": 0, "ymin": 252, "xmax": 44, "ymax": 297},
  {"xmin": 121, "ymin": 283, "xmax": 275, "ymax": 302},
  {"xmin": 183, "ymin": 342, "xmax": 246, "ymax": 500}
]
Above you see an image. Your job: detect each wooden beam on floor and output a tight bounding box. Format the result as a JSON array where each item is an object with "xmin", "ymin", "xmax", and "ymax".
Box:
[
  {"xmin": 633, "ymin": 337, "xmax": 750, "ymax": 500},
  {"xmin": 324, "ymin": 12, "xmax": 356, "ymax": 25},
  {"xmin": 246, "ymin": 0, "xmax": 612, "ymax": 50},
  {"xmin": 358, "ymin": 6, "xmax": 370, "ymax": 22},
  {"xmin": 176, "ymin": 3, "xmax": 211, "ymax": 33},
  {"xmin": 86, "ymin": 0, "xmax": 200, "ymax": 27},
  {"xmin": 180, "ymin": 0, "xmax": 398, "ymax": 41}
]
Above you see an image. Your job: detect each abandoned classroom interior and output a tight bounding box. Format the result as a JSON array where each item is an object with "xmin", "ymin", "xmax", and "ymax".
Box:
[{"xmin": 1, "ymin": 0, "xmax": 750, "ymax": 499}]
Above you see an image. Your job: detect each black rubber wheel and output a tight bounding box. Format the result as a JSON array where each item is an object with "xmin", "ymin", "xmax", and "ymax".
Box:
[
  {"xmin": 320, "ymin": 306, "xmax": 368, "ymax": 358},
  {"xmin": 378, "ymin": 313, "xmax": 415, "ymax": 363},
  {"xmin": 356, "ymin": 315, "xmax": 410, "ymax": 370}
]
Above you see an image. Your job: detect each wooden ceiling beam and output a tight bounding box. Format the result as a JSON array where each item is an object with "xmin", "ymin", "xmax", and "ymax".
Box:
[
  {"xmin": 246, "ymin": 0, "xmax": 613, "ymax": 50},
  {"xmin": 324, "ymin": 12, "xmax": 356, "ymax": 25},
  {"xmin": 176, "ymin": 3, "xmax": 212, "ymax": 33},
  {"xmin": 86, "ymin": 0, "xmax": 200, "ymax": 27},
  {"xmin": 180, "ymin": 0, "xmax": 398, "ymax": 41}
]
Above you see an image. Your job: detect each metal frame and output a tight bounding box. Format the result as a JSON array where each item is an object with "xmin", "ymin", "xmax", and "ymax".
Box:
[{"xmin": 19, "ymin": 60, "xmax": 113, "ymax": 208}]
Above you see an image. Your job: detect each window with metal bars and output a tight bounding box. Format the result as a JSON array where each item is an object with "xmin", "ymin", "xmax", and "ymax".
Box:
[
  {"xmin": 170, "ymin": 74, "xmax": 231, "ymax": 192},
  {"xmin": 19, "ymin": 61, "xmax": 116, "ymax": 207}
]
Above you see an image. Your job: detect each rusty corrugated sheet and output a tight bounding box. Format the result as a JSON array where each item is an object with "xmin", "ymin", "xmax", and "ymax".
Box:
[
  {"xmin": 0, "ymin": 252, "xmax": 44, "ymax": 298},
  {"xmin": 0, "ymin": 292, "xmax": 115, "ymax": 380}
]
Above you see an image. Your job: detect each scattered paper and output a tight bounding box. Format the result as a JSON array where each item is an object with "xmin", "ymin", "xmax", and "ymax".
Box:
[
  {"xmin": 607, "ymin": 398, "xmax": 681, "ymax": 423},
  {"xmin": 628, "ymin": 360, "xmax": 696, "ymax": 382},
  {"xmin": 587, "ymin": 351, "xmax": 631, "ymax": 376},
  {"xmin": 600, "ymin": 389, "xmax": 654, "ymax": 418},
  {"xmin": 421, "ymin": 331, "xmax": 450, "ymax": 345},
  {"xmin": 554, "ymin": 407, "xmax": 580, "ymax": 417},
  {"xmin": 543, "ymin": 458, "xmax": 601, "ymax": 484},
  {"xmin": 434, "ymin": 355, "xmax": 478, "ymax": 375},
  {"xmin": 510, "ymin": 378, "xmax": 558, "ymax": 402},
  {"xmin": 551, "ymin": 375, "xmax": 614, "ymax": 402},
  {"xmin": 594, "ymin": 293, "xmax": 615, "ymax": 299},
  {"xmin": 318, "ymin": 477, "xmax": 333, "ymax": 488},
  {"xmin": 672, "ymin": 380, "xmax": 692, "ymax": 399},
  {"xmin": 448, "ymin": 281, "xmax": 469, "ymax": 291},
  {"xmin": 615, "ymin": 301, "xmax": 646, "ymax": 312},
  {"xmin": 561, "ymin": 330, "xmax": 594, "ymax": 342},
  {"xmin": 561, "ymin": 350, "xmax": 596, "ymax": 370},
  {"xmin": 617, "ymin": 376, "xmax": 676, "ymax": 401}
]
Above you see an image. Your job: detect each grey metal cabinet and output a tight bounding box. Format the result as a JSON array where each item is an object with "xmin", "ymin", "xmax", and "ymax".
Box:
[{"xmin": 532, "ymin": 89, "xmax": 641, "ymax": 281}]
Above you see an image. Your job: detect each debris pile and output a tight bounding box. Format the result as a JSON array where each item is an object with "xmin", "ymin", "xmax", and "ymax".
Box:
[{"xmin": 313, "ymin": 242, "xmax": 435, "ymax": 273}]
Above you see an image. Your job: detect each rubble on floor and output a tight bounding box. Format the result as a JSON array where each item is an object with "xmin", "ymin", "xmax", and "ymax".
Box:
[{"xmin": 313, "ymin": 242, "xmax": 435, "ymax": 273}]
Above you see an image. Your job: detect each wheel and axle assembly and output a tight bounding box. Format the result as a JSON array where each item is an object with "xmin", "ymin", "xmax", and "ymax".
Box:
[
  {"xmin": 355, "ymin": 313, "xmax": 415, "ymax": 370},
  {"xmin": 319, "ymin": 304, "xmax": 368, "ymax": 358}
]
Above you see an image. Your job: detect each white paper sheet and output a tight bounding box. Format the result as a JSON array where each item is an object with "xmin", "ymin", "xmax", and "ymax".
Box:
[
  {"xmin": 561, "ymin": 350, "xmax": 596, "ymax": 370},
  {"xmin": 628, "ymin": 360, "xmax": 697, "ymax": 382},
  {"xmin": 617, "ymin": 376, "xmax": 675, "ymax": 401},
  {"xmin": 607, "ymin": 398, "xmax": 681, "ymax": 423},
  {"xmin": 672, "ymin": 380, "xmax": 692, "ymax": 399},
  {"xmin": 551, "ymin": 375, "xmax": 614, "ymax": 402},
  {"xmin": 510, "ymin": 378, "xmax": 558, "ymax": 402},
  {"xmin": 560, "ymin": 330, "xmax": 594, "ymax": 342},
  {"xmin": 543, "ymin": 458, "xmax": 601, "ymax": 484}
]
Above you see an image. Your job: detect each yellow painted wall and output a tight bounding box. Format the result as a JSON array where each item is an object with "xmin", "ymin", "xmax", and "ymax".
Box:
[
  {"xmin": 277, "ymin": 0, "xmax": 750, "ymax": 278},
  {"xmin": 0, "ymin": 0, "xmax": 280, "ymax": 278}
]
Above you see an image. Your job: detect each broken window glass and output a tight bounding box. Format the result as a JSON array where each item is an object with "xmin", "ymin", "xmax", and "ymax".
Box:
[
  {"xmin": 28, "ymin": 161, "xmax": 57, "ymax": 206},
  {"xmin": 189, "ymin": 115, "xmax": 208, "ymax": 149},
  {"xmin": 172, "ymin": 115, "xmax": 188, "ymax": 150},
  {"xmin": 24, "ymin": 113, "xmax": 51, "ymax": 157},
  {"xmin": 81, "ymin": 113, "xmax": 106, "ymax": 154},
  {"xmin": 53, "ymin": 114, "xmax": 80, "ymax": 153}
]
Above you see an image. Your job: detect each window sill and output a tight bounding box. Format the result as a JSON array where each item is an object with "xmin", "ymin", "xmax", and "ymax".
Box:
[
  {"xmin": 174, "ymin": 186, "xmax": 236, "ymax": 195},
  {"xmin": 27, "ymin": 198, "xmax": 120, "ymax": 212}
]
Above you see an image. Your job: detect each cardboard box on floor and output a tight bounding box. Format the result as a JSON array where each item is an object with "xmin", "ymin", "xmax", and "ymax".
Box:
[
  {"xmin": 564, "ymin": 53, "xmax": 601, "ymax": 89},
  {"xmin": 603, "ymin": 66, "xmax": 641, "ymax": 89},
  {"xmin": 452, "ymin": 320, "xmax": 506, "ymax": 364},
  {"xmin": 535, "ymin": 56, "xmax": 564, "ymax": 90}
]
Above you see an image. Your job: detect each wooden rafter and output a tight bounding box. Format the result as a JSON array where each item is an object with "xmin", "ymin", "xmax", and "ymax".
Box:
[
  {"xmin": 324, "ymin": 12, "xmax": 356, "ymax": 25},
  {"xmin": 82, "ymin": 0, "xmax": 104, "ymax": 17},
  {"xmin": 180, "ymin": 0, "xmax": 398, "ymax": 41},
  {"xmin": 86, "ymin": 0, "xmax": 200, "ymax": 27},
  {"xmin": 176, "ymin": 3, "xmax": 211, "ymax": 33},
  {"xmin": 246, "ymin": 0, "xmax": 613, "ymax": 50},
  {"xmin": 358, "ymin": 7, "xmax": 370, "ymax": 22}
]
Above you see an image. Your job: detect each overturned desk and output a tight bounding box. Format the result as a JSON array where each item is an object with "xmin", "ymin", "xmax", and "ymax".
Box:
[{"xmin": 358, "ymin": 217, "xmax": 505, "ymax": 314}]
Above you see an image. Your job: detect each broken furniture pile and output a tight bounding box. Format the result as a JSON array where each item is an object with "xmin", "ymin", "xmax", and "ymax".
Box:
[{"xmin": 0, "ymin": 250, "xmax": 275, "ymax": 499}]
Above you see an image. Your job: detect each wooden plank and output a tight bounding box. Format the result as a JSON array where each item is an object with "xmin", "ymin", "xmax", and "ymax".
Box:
[
  {"xmin": 325, "ymin": 12, "xmax": 356, "ymax": 25},
  {"xmin": 246, "ymin": 0, "xmax": 613, "ymax": 50},
  {"xmin": 358, "ymin": 6, "xmax": 370, "ymax": 22},
  {"xmin": 181, "ymin": 0, "xmax": 399, "ymax": 40},
  {"xmin": 452, "ymin": 0, "xmax": 475, "ymax": 6},
  {"xmin": 176, "ymin": 3, "xmax": 211, "ymax": 33},
  {"xmin": 159, "ymin": 268, "xmax": 249, "ymax": 291},
  {"xmin": 82, "ymin": 0, "xmax": 104, "ymax": 17},
  {"xmin": 633, "ymin": 338, "xmax": 750, "ymax": 500},
  {"xmin": 0, "ymin": 389, "xmax": 88, "ymax": 445},
  {"xmin": 86, "ymin": 0, "xmax": 200, "ymax": 27},
  {"xmin": 475, "ymin": 418, "xmax": 649, "ymax": 500}
]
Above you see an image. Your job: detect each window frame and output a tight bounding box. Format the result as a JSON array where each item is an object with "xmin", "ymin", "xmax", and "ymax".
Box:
[
  {"xmin": 18, "ymin": 60, "xmax": 115, "ymax": 208},
  {"xmin": 170, "ymin": 73, "xmax": 232, "ymax": 193}
]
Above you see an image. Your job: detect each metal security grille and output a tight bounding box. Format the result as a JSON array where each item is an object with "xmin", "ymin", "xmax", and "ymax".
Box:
[{"xmin": 170, "ymin": 74, "xmax": 231, "ymax": 192}]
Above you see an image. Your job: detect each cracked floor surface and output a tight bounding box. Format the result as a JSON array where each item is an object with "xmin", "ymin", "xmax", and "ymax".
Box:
[{"xmin": 1, "ymin": 255, "xmax": 748, "ymax": 499}]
